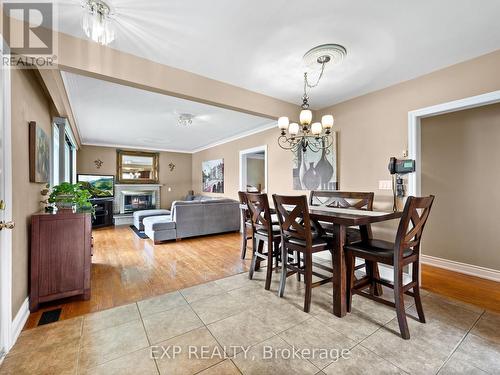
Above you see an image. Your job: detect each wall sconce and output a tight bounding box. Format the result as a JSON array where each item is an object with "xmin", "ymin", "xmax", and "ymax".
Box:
[
  {"xmin": 94, "ymin": 159, "xmax": 103, "ymax": 169},
  {"xmin": 168, "ymin": 162, "xmax": 175, "ymax": 171}
]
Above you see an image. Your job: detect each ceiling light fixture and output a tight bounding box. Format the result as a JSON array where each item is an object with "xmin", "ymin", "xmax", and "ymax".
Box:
[
  {"xmin": 81, "ymin": 0, "xmax": 115, "ymax": 46},
  {"xmin": 277, "ymin": 44, "xmax": 347, "ymax": 153},
  {"xmin": 178, "ymin": 113, "xmax": 194, "ymax": 127}
]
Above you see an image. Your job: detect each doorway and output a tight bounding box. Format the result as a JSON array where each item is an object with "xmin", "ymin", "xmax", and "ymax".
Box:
[
  {"xmin": 239, "ymin": 145, "xmax": 267, "ymax": 193},
  {"xmin": 0, "ymin": 39, "xmax": 13, "ymax": 357}
]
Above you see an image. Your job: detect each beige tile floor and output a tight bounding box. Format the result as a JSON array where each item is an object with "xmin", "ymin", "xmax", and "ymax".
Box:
[{"xmin": 1, "ymin": 269, "xmax": 499, "ymax": 375}]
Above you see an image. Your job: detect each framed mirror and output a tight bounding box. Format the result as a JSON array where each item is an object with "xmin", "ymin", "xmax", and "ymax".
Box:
[{"xmin": 117, "ymin": 150, "xmax": 159, "ymax": 184}]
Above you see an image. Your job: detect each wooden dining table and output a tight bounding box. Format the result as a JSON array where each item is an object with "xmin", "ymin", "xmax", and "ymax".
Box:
[{"xmin": 308, "ymin": 206, "xmax": 403, "ymax": 317}]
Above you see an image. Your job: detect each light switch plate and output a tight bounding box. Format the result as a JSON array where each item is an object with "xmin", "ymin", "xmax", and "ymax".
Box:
[{"xmin": 378, "ymin": 180, "xmax": 392, "ymax": 190}]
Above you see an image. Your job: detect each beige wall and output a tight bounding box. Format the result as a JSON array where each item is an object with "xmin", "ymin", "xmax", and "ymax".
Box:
[
  {"xmin": 77, "ymin": 146, "xmax": 192, "ymax": 209},
  {"xmin": 421, "ymin": 103, "xmax": 500, "ymax": 270},
  {"xmin": 246, "ymin": 157, "xmax": 265, "ymax": 190},
  {"xmin": 193, "ymin": 128, "xmax": 298, "ymax": 200},
  {"xmin": 11, "ymin": 69, "xmax": 53, "ymax": 316},
  {"xmin": 193, "ymin": 49, "xmax": 500, "ymax": 242}
]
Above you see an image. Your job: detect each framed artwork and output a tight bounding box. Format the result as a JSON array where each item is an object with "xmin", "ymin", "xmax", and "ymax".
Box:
[
  {"xmin": 292, "ymin": 132, "xmax": 338, "ymax": 190},
  {"xmin": 29, "ymin": 121, "xmax": 50, "ymax": 183},
  {"xmin": 202, "ymin": 159, "xmax": 224, "ymax": 193}
]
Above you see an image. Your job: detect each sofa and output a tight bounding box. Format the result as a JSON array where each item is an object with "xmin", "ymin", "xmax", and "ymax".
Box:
[{"xmin": 143, "ymin": 197, "xmax": 240, "ymax": 244}]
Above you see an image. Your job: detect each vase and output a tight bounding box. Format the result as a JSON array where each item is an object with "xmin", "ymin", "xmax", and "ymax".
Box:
[
  {"xmin": 303, "ymin": 162, "xmax": 321, "ymax": 190},
  {"xmin": 315, "ymin": 139, "xmax": 334, "ymax": 189}
]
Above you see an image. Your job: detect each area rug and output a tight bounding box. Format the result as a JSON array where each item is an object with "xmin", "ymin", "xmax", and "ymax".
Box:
[{"xmin": 130, "ymin": 225, "xmax": 149, "ymax": 239}]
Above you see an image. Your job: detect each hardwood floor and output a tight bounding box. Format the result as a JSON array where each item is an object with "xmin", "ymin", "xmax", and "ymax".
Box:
[
  {"xmin": 422, "ymin": 264, "xmax": 500, "ymax": 313},
  {"xmin": 25, "ymin": 226, "xmax": 250, "ymax": 329}
]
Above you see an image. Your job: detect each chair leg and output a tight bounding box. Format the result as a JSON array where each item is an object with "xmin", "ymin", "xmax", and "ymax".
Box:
[
  {"xmin": 345, "ymin": 252, "xmax": 355, "ymax": 313},
  {"xmin": 278, "ymin": 242, "xmax": 287, "ymax": 297},
  {"xmin": 240, "ymin": 226, "xmax": 247, "ymax": 259},
  {"xmin": 249, "ymin": 238, "xmax": 258, "ymax": 280},
  {"xmin": 274, "ymin": 240, "xmax": 280, "ymax": 273},
  {"xmin": 394, "ymin": 269, "xmax": 410, "ymax": 339},
  {"xmin": 295, "ymin": 251, "xmax": 301, "ymax": 282},
  {"xmin": 412, "ymin": 261, "xmax": 426, "ymax": 323},
  {"xmin": 303, "ymin": 252, "xmax": 313, "ymax": 313},
  {"xmin": 265, "ymin": 241, "xmax": 273, "ymax": 290}
]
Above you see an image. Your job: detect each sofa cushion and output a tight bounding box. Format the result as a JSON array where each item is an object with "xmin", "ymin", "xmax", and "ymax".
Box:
[
  {"xmin": 133, "ymin": 209, "xmax": 171, "ymax": 220},
  {"xmin": 143, "ymin": 215, "xmax": 176, "ymax": 231}
]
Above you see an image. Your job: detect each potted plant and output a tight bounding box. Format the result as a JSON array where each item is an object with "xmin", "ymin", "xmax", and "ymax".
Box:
[{"xmin": 48, "ymin": 182, "xmax": 93, "ymax": 213}]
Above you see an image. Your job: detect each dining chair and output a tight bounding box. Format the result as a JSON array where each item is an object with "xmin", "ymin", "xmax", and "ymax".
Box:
[
  {"xmin": 344, "ymin": 195, "xmax": 435, "ymax": 339},
  {"xmin": 273, "ymin": 194, "xmax": 334, "ymax": 313},
  {"xmin": 246, "ymin": 192, "xmax": 281, "ymax": 290},
  {"xmin": 309, "ymin": 190, "xmax": 374, "ymax": 243},
  {"xmin": 310, "ymin": 190, "xmax": 377, "ymax": 292},
  {"xmin": 238, "ymin": 191, "xmax": 253, "ymax": 259}
]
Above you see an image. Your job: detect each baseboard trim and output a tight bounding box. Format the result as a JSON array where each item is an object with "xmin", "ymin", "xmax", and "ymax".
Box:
[
  {"xmin": 10, "ymin": 298, "xmax": 29, "ymax": 351},
  {"xmin": 421, "ymin": 255, "xmax": 500, "ymax": 282}
]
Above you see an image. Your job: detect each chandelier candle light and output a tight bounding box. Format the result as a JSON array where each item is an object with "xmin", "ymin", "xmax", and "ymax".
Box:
[{"xmin": 277, "ymin": 44, "xmax": 346, "ymax": 153}]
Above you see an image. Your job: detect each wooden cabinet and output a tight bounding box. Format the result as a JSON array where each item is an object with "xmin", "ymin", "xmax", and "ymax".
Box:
[
  {"xmin": 30, "ymin": 211, "xmax": 92, "ymax": 312},
  {"xmin": 91, "ymin": 198, "xmax": 113, "ymax": 228}
]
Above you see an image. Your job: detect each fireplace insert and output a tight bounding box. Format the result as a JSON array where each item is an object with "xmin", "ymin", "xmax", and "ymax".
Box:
[{"xmin": 123, "ymin": 193, "xmax": 155, "ymax": 213}]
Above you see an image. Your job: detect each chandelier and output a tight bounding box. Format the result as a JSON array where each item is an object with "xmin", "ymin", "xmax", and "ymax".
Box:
[
  {"xmin": 277, "ymin": 44, "xmax": 346, "ymax": 153},
  {"xmin": 178, "ymin": 113, "xmax": 194, "ymax": 126},
  {"xmin": 81, "ymin": 0, "xmax": 115, "ymax": 46}
]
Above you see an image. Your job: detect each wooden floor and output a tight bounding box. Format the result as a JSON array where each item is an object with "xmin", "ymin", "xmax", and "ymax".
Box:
[
  {"xmin": 25, "ymin": 225, "xmax": 500, "ymax": 329},
  {"xmin": 422, "ymin": 264, "xmax": 500, "ymax": 313},
  {"xmin": 25, "ymin": 226, "xmax": 250, "ymax": 329}
]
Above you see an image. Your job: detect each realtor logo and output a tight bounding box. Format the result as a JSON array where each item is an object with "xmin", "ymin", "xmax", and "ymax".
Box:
[{"xmin": 3, "ymin": 2, "xmax": 53, "ymax": 55}]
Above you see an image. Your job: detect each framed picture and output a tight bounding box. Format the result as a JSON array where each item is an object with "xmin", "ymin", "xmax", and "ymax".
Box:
[
  {"xmin": 202, "ymin": 159, "xmax": 224, "ymax": 193},
  {"xmin": 29, "ymin": 121, "xmax": 50, "ymax": 183},
  {"xmin": 293, "ymin": 132, "xmax": 338, "ymax": 190}
]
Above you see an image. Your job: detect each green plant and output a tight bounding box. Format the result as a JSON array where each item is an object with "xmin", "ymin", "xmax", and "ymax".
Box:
[{"xmin": 48, "ymin": 182, "xmax": 93, "ymax": 211}]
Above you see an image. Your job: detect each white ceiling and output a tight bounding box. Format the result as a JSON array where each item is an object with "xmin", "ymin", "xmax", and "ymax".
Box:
[
  {"xmin": 52, "ymin": 0, "xmax": 500, "ymax": 108},
  {"xmin": 61, "ymin": 71, "xmax": 274, "ymax": 152}
]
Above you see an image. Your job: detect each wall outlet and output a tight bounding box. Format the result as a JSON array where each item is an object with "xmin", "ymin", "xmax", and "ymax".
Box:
[{"xmin": 378, "ymin": 180, "xmax": 393, "ymax": 190}]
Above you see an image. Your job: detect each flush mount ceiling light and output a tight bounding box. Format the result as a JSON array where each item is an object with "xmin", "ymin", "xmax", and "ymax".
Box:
[
  {"xmin": 277, "ymin": 43, "xmax": 347, "ymax": 153},
  {"xmin": 178, "ymin": 113, "xmax": 194, "ymax": 127},
  {"xmin": 81, "ymin": 0, "xmax": 115, "ymax": 46}
]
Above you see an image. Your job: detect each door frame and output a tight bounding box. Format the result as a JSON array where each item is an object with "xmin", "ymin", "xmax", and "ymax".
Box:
[
  {"xmin": 0, "ymin": 38, "xmax": 13, "ymax": 356},
  {"xmin": 408, "ymin": 89, "xmax": 500, "ymax": 197},
  {"xmin": 239, "ymin": 145, "xmax": 268, "ymax": 193},
  {"xmin": 407, "ymin": 90, "xmax": 500, "ymax": 282}
]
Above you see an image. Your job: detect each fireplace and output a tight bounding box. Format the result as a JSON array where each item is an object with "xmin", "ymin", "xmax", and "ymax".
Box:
[
  {"xmin": 114, "ymin": 184, "xmax": 162, "ymax": 218},
  {"xmin": 120, "ymin": 191, "xmax": 156, "ymax": 213}
]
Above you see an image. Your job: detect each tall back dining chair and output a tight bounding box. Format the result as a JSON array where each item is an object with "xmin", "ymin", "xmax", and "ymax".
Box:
[
  {"xmin": 245, "ymin": 193, "xmax": 281, "ymax": 290},
  {"xmin": 345, "ymin": 195, "xmax": 435, "ymax": 339},
  {"xmin": 272, "ymin": 194, "xmax": 334, "ymax": 312},
  {"xmin": 238, "ymin": 191, "xmax": 253, "ymax": 259}
]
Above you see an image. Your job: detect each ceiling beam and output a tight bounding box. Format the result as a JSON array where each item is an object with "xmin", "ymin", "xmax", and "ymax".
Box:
[{"xmin": 37, "ymin": 69, "xmax": 82, "ymax": 147}]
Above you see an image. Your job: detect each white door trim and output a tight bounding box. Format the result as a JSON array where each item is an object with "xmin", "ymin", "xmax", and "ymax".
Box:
[
  {"xmin": 408, "ymin": 90, "xmax": 500, "ymax": 197},
  {"xmin": 239, "ymin": 145, "xmax": 268, "ymax": 193},
  {"xmin": 408, "ymin": 90, "xmax": 500, "ymax": 282},
  {"xmin": 0, "ymin": 38, "xmax": 13, "ymax": 356}
]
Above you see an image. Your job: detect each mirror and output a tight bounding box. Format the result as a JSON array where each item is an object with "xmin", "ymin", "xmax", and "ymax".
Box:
[{"xmin": 117, "ymin": 150, "xmax": 159, "ymax": 184}]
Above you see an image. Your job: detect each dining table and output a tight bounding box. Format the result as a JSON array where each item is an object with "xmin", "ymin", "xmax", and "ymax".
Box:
[{"xmin": 307, "ymin": 206, "xmax": 403, "ymax": 317}]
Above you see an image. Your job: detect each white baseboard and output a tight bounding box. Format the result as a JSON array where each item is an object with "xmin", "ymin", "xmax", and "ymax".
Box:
[
  {"xmin": 10, "ymin": 298, "xmax": 29, "ymax": 351},
  {"xmin": 421, "ymin": 254, "xmax": 500, "ymax": 282}
]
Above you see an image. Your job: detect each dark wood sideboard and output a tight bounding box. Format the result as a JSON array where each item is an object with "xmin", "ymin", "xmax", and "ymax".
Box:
[{"xmin": 30, "ymin": 210, "xmax": 92, "ymax": 312}]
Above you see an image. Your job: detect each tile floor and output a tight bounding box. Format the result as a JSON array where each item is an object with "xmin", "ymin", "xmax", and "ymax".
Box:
[{"xmin": 1, "ymin": 269, "xmax": 499, "ymax": 375}]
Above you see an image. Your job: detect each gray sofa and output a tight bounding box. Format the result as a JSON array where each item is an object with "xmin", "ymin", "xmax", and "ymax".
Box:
[{"xmin": 143, "ymin": 198, "xmax": 240, "ymax": 244}]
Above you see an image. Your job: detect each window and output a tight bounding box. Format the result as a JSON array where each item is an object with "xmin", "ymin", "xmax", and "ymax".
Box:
[
  {"xmin": 52, "ymin": 118, "xmax": 77, "ymax": 185},
  {"xmin": 52, "ymin": 123, "xmax": 59, "ymax": 186}
]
